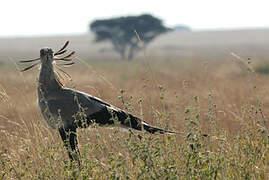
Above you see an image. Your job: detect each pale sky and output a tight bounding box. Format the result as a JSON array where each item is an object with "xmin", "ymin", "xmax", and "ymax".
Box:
[{"xmin": 1, "ymin": 0, "xmax": 269, "ymax": 37}]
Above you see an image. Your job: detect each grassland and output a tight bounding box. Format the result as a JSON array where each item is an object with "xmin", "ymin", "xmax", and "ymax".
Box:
[{"xmin": 1, "ymin": 30, "xmax": 269, "ymax": 179}]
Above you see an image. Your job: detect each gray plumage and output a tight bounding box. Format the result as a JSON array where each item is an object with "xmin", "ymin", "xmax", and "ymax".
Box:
[{"xmin": 21, "ymin": 43, "xmax": 185, "ymax": 163}]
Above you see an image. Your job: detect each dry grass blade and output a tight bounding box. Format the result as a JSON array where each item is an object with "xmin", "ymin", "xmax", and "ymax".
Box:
[
  {"xmin": 19, "ymin": 58, "xmax": 40, "ymax": 63},
  {"xmin": 230, "ymin": 52, "xmax": 254, "ymax": 73},
  {"xmin": 54, "ymin": 41, "xmax": 69, "ymax": 55},
  {"xmin": 20, "ymin": 62, "xmax": 40, "ymax": 72}
]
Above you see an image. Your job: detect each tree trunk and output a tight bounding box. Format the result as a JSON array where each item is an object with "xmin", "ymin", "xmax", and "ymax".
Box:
[
  {"xmin": 112, "ymin": 41, "xmax": 126, "ymax": 60},
  {"xmin": 127, "ymin": 46, "xmax": 135, "ymax": 61},
  {"xmin": 119, "ymin": 49, "xmax": 126, "ymax": 60}
]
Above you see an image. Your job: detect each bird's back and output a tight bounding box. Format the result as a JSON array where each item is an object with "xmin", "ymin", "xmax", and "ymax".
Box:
[{"xmin": 38, "ymin": 86, "xmax": 117, "ymax": 129}]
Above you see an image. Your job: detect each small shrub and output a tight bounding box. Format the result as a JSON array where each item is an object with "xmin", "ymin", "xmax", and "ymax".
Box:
[{"xmin": 254, "ymin": 62, "xmax": 269, "ymax": 74}]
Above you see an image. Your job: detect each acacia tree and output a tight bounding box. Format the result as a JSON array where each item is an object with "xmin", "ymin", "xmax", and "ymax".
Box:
[{"xmin": 90, "ymin": 14, "xmax": 169, "ymax": 60}]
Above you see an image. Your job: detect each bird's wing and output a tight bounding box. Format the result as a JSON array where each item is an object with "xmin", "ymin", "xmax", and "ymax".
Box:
[
  {"xmin": 44, "ymin": 88, "xmax": 182, "ymax": 134},
  {"xmin": 73, "ymin": 90, "xmax": 112, "ymax": 107},
  {"xmin": 61, "ymin": 88, "xmax": 121, "ymax": 113},
  {"xmin": 61, "ymin": 88, "xmax": 134, "ymax": 127}
]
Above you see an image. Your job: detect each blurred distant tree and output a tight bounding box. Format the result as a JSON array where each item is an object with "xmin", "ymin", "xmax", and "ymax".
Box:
[
  {"xmin": 90, "ymin": 14, "xmax": 170, "ymax": 60},
  {"xmin": 173, "ymin": 25, "xmax": 191, "ymax": 31}
]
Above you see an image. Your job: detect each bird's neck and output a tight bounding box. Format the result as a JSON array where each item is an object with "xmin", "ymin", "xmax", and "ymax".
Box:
[{"xmin": 38, "ymin": 63, "xmax": 62, "ymax": 92}]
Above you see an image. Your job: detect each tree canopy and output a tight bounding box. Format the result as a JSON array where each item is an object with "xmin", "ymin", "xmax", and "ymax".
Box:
[{"xmin": 90, "ymin": 14, "xmax": 169, "ymax": 60}]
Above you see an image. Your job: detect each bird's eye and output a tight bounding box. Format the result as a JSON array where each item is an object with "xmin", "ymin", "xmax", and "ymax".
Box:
[
  {"xmin": 46, "ymin": 49, "xmax": 52, "ymax": 54},
  {"xmin": 40, "ymin": 49, "xmax": 45, "ymax": 56}
]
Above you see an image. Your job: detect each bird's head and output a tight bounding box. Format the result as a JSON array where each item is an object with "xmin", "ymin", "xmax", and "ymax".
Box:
[
  {"xmin": 19, "ymin": 41, "xmax": 75, "ymax": 72},
  {"xmin": 40, "ymin": 48, "xmax": 54, "ymax": 65}
]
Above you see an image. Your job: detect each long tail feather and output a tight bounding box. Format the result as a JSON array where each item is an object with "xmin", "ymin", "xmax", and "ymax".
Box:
[
  {"xmin": 85, "ymin": 103, "xmax": 208, "ymax": 136},
  {"xmin": 141, "ymin": 121, "xmax": 185, "ymax": 134},
  {"xmin": 114, "ymin": 110, "xmax": 184, "ymax": 134}
]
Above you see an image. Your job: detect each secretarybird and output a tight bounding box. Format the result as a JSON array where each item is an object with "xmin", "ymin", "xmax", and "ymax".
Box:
[{"xmin": 20, "ymin": 41, "xmax": 187, "ymax": 163}]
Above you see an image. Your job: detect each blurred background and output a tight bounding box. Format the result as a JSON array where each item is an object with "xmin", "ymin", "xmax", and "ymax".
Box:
[{"xmin": 1, "ymin": 0, "xmax": 269, "ymax": 63}]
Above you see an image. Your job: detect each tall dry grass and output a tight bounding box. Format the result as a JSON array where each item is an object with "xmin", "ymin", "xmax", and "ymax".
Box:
[{"xmin": 0, "ymin": 56, "xmax": 269, "ymax": 179}]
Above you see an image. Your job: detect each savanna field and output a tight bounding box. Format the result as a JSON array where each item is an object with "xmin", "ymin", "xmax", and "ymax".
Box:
[{"xmin": 1, "ymin": 31, "xmax": 269, "ymax": 179}]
